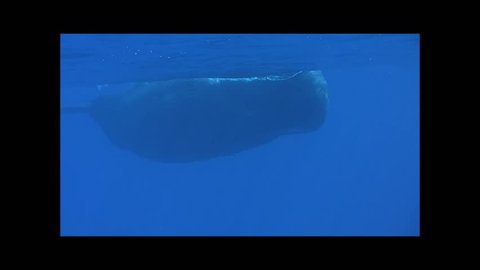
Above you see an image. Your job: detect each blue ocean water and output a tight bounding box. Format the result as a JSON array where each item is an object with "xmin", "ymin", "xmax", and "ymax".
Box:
[{"xmin": 60, "ymin": 34, "xmax": 419, "ymax": 236}]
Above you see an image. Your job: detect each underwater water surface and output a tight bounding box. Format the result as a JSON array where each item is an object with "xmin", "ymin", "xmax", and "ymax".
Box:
[{"xmin": 60, "ymin": 34, "xmax": 419, "ymax": 236}]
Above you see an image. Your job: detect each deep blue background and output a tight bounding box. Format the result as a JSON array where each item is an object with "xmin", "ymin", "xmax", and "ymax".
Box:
[{"xmin": 60, "ymin": 34, "xmax": 419, "ymax": 236}]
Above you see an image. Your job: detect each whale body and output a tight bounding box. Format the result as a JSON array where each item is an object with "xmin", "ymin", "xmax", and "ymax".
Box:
[{"xmin": 64, "ymin": 70, "xmax": 329, "ymax": 162}]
